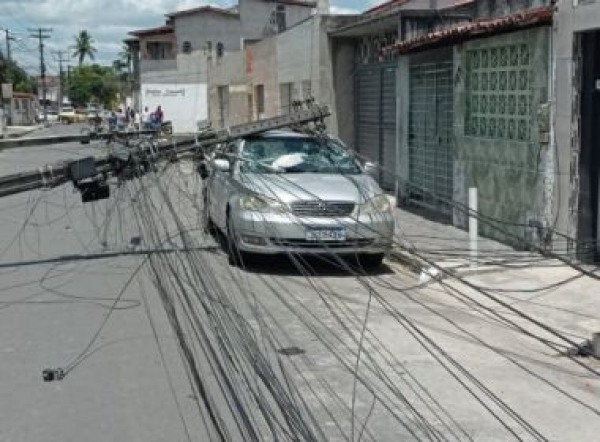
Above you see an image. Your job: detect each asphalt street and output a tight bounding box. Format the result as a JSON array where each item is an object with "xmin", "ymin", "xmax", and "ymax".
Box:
[{"xmin": 0, "ymin": 126, "xmax": 598, "ymax": 441}]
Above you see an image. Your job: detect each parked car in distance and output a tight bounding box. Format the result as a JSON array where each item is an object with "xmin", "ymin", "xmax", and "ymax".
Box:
[
  {"xmin": 204, "ymin": 130, "xmax": 395, "ymax": 267},
  {"xmin": 36, "ymin": 109, "xmax": 59, "ymax": 123},
  {"xmin": 58, "ymin": 107, "xmax": 87, "ymax": 124}
]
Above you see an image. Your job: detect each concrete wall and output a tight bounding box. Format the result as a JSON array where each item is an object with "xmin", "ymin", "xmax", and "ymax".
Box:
[
  {"xmin": 251, "ymin": 15, "xmax": 344, "ymax": 136},
  {"xmin": 276, "ymin": 17, "xmax": 315, "ymax": 88},
  {"xmin": 453, "ymin": 27, "xmax": 551, "ymax": 243},
  {"xmin": 330, "ymin": 38, "xmax": 355, "ymax": 144},
  {"xmin": 249, "ymin": 37, "xmax": 279, "ymax": 119},
  {"xmin": 239, "ymin": 0, "xmax": 314, "ymax": 40},
  {"xmin": 205, "ymin": 13, "xmax": 344, "ymax": 135},
  {"xmin": 141, "ymin": 83, "xmax": 207, "ymax": 133},
  {"xmin": 473, "ymin": 0, "xmax": 550, "ymax": 19},
  {"xmin": 174, "ymin": 11, "xmax": 243, "ymax": 79},
  {"xmin": 208, "ymin": 50, "xmax": 252, "ymax": 127},
  {"xmin": 11, "ymin": 97, "xmax": 36, "ymax": 125}
]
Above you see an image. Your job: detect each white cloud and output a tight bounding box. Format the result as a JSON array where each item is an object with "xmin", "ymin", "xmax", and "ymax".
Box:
[
  {"xmin": 0, "ymin": 0, "xmax": 228, "ymax": 72},
  {"xmin": 330, "ymin": 5, "xmax": 361, "ymax": 14}
]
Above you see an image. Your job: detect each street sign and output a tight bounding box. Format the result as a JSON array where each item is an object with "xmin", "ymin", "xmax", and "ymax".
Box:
[{"xmin": 1, "ymin": 84, "xmax": 13, "ymax": 99}]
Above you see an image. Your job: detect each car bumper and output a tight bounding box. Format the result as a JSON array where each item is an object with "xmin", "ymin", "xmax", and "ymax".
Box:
[{"xmin": 230, "ymin": 210, "xmax": 395, "ymax": 255}]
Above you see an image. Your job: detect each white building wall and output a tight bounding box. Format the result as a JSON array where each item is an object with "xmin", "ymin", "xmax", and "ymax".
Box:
[{"xmin": 141, "ymin": 83, "xmax": 208, "ymax": 133}]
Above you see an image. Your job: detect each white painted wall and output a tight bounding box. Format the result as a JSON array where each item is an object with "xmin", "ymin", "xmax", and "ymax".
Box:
[{"xmin": 141, "ymin": 83, "xmax": 208, "ymax": 133}]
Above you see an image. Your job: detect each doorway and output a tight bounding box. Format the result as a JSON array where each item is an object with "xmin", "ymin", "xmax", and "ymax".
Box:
[{"xmin": 578, "ymin": 30, "xmax": 600, "ymax": 261}]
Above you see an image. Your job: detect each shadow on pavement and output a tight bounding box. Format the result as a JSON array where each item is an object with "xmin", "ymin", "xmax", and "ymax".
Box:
[{"xmin": 239, "ymin": 253, "xmax": 394, "ymax": 277}]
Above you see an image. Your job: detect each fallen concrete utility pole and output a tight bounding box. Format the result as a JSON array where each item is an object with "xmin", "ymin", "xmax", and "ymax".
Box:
[
  {"xmin": 0, "ymin": 104, "xmax": 330, "ymax": 200},
  {"xmin": 0, "ymin": 129, "xmax": 159, "ymax": 151}
]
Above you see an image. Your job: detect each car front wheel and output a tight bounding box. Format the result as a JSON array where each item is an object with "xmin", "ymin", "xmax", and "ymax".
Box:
[{"xmin": 226, "ymin": 214, "xmax": 244, "ymax": 266}]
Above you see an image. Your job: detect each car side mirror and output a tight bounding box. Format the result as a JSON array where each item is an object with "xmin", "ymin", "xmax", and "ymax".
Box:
[
  {"xmin": 213, "ymin": 158, "xmax": 231, "ymax": 172},
  {"xmin": 364, "ymin": 162, "xmax": 378, "ymax": 179}
]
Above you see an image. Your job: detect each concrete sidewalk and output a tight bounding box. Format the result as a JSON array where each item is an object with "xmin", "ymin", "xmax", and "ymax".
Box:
[
  {"xmin": 391, "ymin": 202, "xmax": 542, "ymax": 275},
  {"xmin": 4, "ymin": 125, "xmax": 45, "ymax": 139}
]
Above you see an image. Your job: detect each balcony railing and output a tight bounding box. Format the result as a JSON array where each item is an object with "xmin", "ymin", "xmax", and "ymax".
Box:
[{"xmin": 140, "ymin": 58, "xmax": 177, "ymax": 72}]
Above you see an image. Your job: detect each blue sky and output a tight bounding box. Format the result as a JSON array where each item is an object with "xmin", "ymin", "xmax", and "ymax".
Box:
[{"xmin": 0, "ymin": 0, "xmax": 382, "ymax": 75}]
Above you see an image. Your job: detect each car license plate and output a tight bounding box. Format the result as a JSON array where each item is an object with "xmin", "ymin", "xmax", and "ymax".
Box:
[{"xmin": 305, "ymin": 228, "xmax": 346, "ymax": 242}]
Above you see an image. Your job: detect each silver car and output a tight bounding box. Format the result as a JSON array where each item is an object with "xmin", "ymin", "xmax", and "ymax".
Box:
[{"xmin": 204, "ymin": 130, "xmax": 395, "ymax": 267}]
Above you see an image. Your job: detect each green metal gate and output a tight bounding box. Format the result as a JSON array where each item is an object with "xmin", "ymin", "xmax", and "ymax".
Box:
[
  {"xmin": 355, "ymin": 62, "xmax": 397, "ymax": 190},
  {"xmin": 408, "ymin": 59, "xmax": 454, "ymax": 216}
]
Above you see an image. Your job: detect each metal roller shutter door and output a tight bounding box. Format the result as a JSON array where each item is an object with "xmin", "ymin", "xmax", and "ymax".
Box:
[
  {"xmin": 408, "ymin": 59, "xmax": 454, "ymax": 216},
  {"xmin": 355, "ymin": 62, "xmax": 397, "ymax": 191},
  {"xmin": 355, "ymin": 66, "xmax": 381, "ymax": 166}
]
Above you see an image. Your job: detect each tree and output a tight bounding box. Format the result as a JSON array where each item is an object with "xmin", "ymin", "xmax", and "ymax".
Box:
[
  {"xmin": 0, "ymin": 58, "xmax": 36, "ymax": 94},
  {"xmin": 118, "ymin": 43, "xmax": 132, "ymax": 71},
  {"xmin": 68, "ymin": 64, "xmax": 119, "ymax": 108},
  {"xmin": 72, "ymin": 30, "xmax": 97, "ymax": 65}
]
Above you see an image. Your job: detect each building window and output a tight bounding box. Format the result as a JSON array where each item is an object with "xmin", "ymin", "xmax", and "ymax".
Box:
[
  {"xmin": 255, "ymin": 84, "xmax": 265, "ymax": 115},
  {"xmin": 216, "ymin": 42, "xmax": 224, "ymax": 59},
  {"xmin": 276, "ymin": 5, "xmax": 286, "ymax": 33},
  {"xmin": 182, "ymin": 41, "xmax": 192, "ymax": 54},
  {"xmin": 146, "ymin": 42, "xmax": 173, "ymax": 60},
  {"xmin": 466, "ymin": 44, "xmax": 532, "ymax": 141}
]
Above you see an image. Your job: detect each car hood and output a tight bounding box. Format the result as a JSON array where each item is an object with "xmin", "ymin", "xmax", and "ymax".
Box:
[{"xmin": 239, "ymin": 173, "xmax": 382, "ymax": 204}]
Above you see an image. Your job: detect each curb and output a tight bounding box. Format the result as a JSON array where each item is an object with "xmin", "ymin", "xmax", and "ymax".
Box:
[{"xmin": 389, "ymin": 249, "xmax": 426, "ymax": 274}]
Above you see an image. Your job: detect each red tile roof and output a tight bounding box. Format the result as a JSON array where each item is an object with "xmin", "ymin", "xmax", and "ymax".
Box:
[
  {"xmin": 166, "ymin": 5, "xmax": 239, "ymax": 19},
  {"xmin": 13, "ymin": 92, "xmax": 37, "ymax": 99},
  {"xmin": 128, "ymin": 25, "xmax": 173, "ymax": 37},
  {"xmin": 382, "ymin": 5, "xmax": 553, "ymax": 55}
]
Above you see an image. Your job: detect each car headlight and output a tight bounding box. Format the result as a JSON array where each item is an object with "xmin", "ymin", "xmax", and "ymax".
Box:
[
  {"xmin": 363, "ymin": 194, "xmax": 392, "ymax": 215},
  {"xmin": 239, "ymin": 194, "xmax": 286, "ymax": 212}
]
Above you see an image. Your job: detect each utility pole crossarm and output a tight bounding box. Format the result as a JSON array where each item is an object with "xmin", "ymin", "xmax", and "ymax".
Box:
[{"xmin": 0, "ymin": 103, "xmax": 330, "ymax": 201}]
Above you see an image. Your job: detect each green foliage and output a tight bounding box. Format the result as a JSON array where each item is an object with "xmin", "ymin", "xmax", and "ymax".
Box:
[
  {"xmin": 0, "ymin": 60, "xmax": 36, "ymax": 94},
  {"xmin": 72, "ymin": 30, "xmax": 97, "ymax": 65},
  {"xmin": 69, "ymin": 64, "xmax": 119, "ymax": 108}
]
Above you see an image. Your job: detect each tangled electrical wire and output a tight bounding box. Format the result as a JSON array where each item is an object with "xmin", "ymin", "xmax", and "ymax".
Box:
[{"xmin": 1, "ymin": 128, "xmax": 599, "ymax": 441}]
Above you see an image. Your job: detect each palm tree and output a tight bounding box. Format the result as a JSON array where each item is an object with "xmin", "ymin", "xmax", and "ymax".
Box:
[
  {"xmin": 118, "ymin": 43, "xmax": 132, "ymax": 70},
  {"xmin": 72, "ymin": 30, "xmax": 97, "ymax": 65}
]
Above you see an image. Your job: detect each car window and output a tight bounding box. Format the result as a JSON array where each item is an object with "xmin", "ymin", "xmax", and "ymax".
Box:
[{"xmin": 240, "ymin": 137, "xmax": 362, "ymax": 174}]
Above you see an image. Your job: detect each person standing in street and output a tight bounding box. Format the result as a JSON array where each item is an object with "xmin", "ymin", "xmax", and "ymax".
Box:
[
  {"xmin": 128, "ymin": 108, "xmax": 136, "ymax": 130},
  {"xmin": 155, "ymin": 105, "xmax": 164, "ymax": 124},
  {"xmin": 133, "ymin": 109, "xmax": 140, "ymax": 131},
  {"xmin": 141, "ymin": 106, "xmax": 151, "ymax": 130}
]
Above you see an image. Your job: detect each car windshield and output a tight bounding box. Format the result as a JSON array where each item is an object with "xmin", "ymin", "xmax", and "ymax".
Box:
[{"xmin": 240, "ymin": 137, "xmax": 362, "ymax": 174}]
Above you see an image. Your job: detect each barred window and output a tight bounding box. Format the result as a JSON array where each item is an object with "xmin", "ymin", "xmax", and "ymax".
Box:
[{"xmin": 465, "ymin": 44, "xmax": 532, "ymax": 141}]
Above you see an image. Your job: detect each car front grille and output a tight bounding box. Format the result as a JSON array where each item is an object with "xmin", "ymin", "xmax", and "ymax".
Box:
[
  {"xmin": 270, "ymin": 238, "xmax": 374, "ymax": 249},
  {"xmin": 291, "ymin": 200, "xmax": 355, "ymax": 217}
]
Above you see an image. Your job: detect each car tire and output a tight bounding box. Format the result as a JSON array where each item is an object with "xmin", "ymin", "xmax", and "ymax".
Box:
[
  {"xmin": 202, "ymin": 192, "xmax": 214, "ymax": 234},
  {"xmin": 226, "ymin": 213, "xmax": 244, "ymax": 267},
  {"xmin": 359, "ymin": 253, "xmax": 384, "ymax": 270}
]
